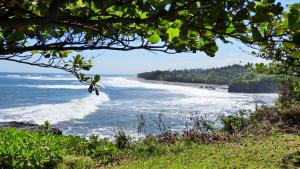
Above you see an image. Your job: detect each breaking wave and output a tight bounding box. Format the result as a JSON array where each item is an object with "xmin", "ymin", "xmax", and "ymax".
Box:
[{"xmin": 0, "ymin": 93, "xmax": 110, "ymax": 124}]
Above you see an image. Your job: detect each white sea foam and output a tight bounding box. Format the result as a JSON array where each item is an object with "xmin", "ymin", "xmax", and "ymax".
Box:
[
  {"xmin": 103, "ymin": 77, "xmax": 277, "ymax": 99},
  {"xmin": 103, "ymin": 77, "xmax": 278, "ymax": 116},
  {"xmin": 19, "ymin": 85, "xmax": 87, "ymax": 89},
  {"xmin": 0, "ymin": 93, "xmax": 110, "ymax": 124},
  {"xmin": 4, "ymin": 74, "xmax": 76, "ymax": 81},
  {"xmin": 0, "ymin": 76, "xmax": 279, "ymax": 138}
]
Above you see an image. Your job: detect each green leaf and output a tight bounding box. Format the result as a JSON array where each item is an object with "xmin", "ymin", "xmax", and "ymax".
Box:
[
  {"xmin": 226, "ymin": 23, "xmax": 235, "ymax": 34},
  {"xmin": 283, "ymin": 42, "xmax": 296, "ymax": 49},
  {"xmin": 252, "ymin": 26, "xmax": 264, "ymax": 41},
  {"xmin": 288, "ymin": 6, "xmax": 300, "ymax": 29},
  {"xmin": 59, "ymin": 51, "xmax": 71, "ymax": 58},
  {"xmin": 147, "ymin": 33, "xmax": 160, "ymax": 44},
  {"xmin": 44, "ymin": 53, "xmax": 51, "ymax": 58},
  {"xmin": 199, "ymin": 41, "xmax": 218, "ymax": 57},
  {"xmin": 94, "ymin": 75, "xmax": 100, "ymax": 83},
  {"xmin": 140, "ymin": 12, "xmax": 148, "ymax": 19},
  {"xmin": 91, "ymin": 1, "xmax": 100, "ymax": 12},
  {"xmin": 251, "ymin": 51, "xmax": 257, "ymax": 55},
  {"xmin": 167, "ymin": 28, "xmax": 180, "ymax": 42},
  {"xmin": 292, "ymin": 51, "xmax": 300, "ymax": 59},
  {"xmin": 74, "ymin": 54, "xmax": 81, "ymax": 64},
  {"xmin": 31, "ymin": 50, "xmax": 40, "ymax": 54},
  {"xmin": 233, "ymin": 22, "xmax": 247, "ymax": 33},
  {"xmin": 77, "ymin": 0, "xmax": 83, "ymax": 7},
  {"xmin": 293, "ymin": 31, "xmax": 300, "ymax": 45},
  {"xmin": 233, "ymin": 8, "xmax": 249, "ymax": 22}
]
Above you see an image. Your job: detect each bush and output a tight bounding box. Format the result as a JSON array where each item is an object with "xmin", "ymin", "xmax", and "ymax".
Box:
[
  {"xmin": 251, "ymin": 105, "xmax": 300, "ymax": 129},
  {"xmin": 250, "ymin": 106, "xmax": 280, "ymax": 124},
  {"xmin": 280, "ymin": 105, "xmax": 300, "ymax": 126},
  {"xmin": 115, "ymin": 131, "xmax": 131, "ymax": 149},
  {"xmin": 131, "ymin": 136, "xmax": 165, "ymax": 157},
  {"xmin": 56, "ymin": 156, "xmax": 95, "ymax": 169},
  {"xmin": 37, "ymin": 120, "xmax": 52, "ymax": 133},
  {"xmin": 275, "ymin": 75, "xmax": 300, "ymax": 106},
  {"xmin": 282, "ymin": 151, "xmax": 300, "ymax": 169},
  {"xmin": 86, "ymin": 135, "xmax": 120, "ymax": 165},
  {"xmin": 221, "ymin": 114, "xmax": 248, "ymax": 134},
  {"xmin": 0, "ymin": 128, "xmax": 124, "ymax": 168},
  {"xmin": 0, "ymin": 128, "xmax": 62, "ymax": 169},
  {"xmin": 58, "ymin": 135, "xmax": 89, "ymax": 156}
]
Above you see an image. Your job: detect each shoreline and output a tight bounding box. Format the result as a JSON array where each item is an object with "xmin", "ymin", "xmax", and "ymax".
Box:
[
  {"xmin": 135, "ymin": 77, "xmax": 228, "ymax": 90},
  {"xmin": 135, "ymin": 77, "xmax": 279, "ymax": 94}
]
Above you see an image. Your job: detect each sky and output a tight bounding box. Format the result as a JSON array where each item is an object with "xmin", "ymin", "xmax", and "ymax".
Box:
[
  {"xmin": 0, "ymin": 40, "xmax": 265, "ymax": 74},
  {"xmin": 0, "ymin": 0, "xmax": 298, "ymax": 75}
]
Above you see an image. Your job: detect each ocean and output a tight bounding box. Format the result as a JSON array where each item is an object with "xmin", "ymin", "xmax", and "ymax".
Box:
[{"xmin": 0, "ymin": 73, "xmax": 278, "ymax": 139}]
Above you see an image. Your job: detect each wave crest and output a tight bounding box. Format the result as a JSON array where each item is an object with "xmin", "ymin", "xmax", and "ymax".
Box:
[{"xmin": 0, "ymin": 93, "xmax": 110, "ymax": 124}]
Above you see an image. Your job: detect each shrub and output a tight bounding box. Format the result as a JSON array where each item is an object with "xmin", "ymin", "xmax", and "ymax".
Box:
[
  {"xmin": 250, "ymin": 106, "xmax": 280, "ymax": 124},
  {"xmin": 221, "ymin": 114, "xmax": 247, "ymax": 134},
  {"xmin": 275, "ymin": 75, "xmax": 300, "ymax": 106},
  {"xmin": 0, "ymin": 128, "xmax": 62, "ymax": 169},
  {"xmin": 56, "ymin": 156, "xmax": 95, "ymax": 169},
  {"xmin": 86, "ymin": 135, "xmax": 120, "ymax": 165},
  {"xmin": 182, "ymin": 130, "xmax": 230, "ymax": 143},
  {"xmin": 251, "ymin": 105, "xmax": 299, "ymax": 126},
  {"xmin": 115, "ymin": 131, "xmax": 131, "ymax": 149},
  {"xmin": 280, "ymin": 105, "xmax": 300, "ymax": 126},
  {"xmin": 157, "ymin": 131, "xmax": 180, "ymax": 144},
  {"xmin": 0, "ymin": 128, "xmax": 123, "ymax": 168},
  {"xmin": 282, "ymin": 151, "xmax": 300, "ymax": 169},
  {"xmin": 37, "ymin": 120, "xmax": 52, "ymax": 133},
  {"xmin": 130, "ymin": 136, "xmax": 168, "ymax": 157},
  {"xmin": 189, "ymin": 115, "xmax": 214, "ymax": 132},
  {"xmin": 58, "ymin": 135, "xmax": 89, "ymax": 156},
  {"xmin": 127, "ymin": 135, "xmax": 187, "ymax": 159}
]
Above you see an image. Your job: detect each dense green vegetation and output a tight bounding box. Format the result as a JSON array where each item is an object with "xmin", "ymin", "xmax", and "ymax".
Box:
[
  {"xmin": 1, "ymin": 128, "xmax": 298, "ymax": 169},
  {"xmin": 138, "ymin": 64, "xmax": 248, "ymax": 85},
  {"xmin": 0, "ymin": 127, "xmax": 120, "ymax": 169},
  {"xmin": 138, "ymin": 64, "xmax": 278, "ymax": 93},
  {"xmin": 228, "ymin": 73, "xmax": 278, "ymax": 93}
]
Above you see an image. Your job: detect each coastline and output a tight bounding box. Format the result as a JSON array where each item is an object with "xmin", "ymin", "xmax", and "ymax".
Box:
[
  {"xmin": 135, "ymin": 77, "xmax": 279, "ymax": 94},
  {"xmin": 135, "ymin": 77, "xmax": 228, "ymax": 90}
]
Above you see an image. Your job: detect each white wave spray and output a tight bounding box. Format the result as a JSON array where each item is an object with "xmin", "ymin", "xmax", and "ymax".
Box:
[
  {"xmin": 0, "ymin": 93, "xmax": 110, "ymax": 124},
  {"xmin": 103, "ymin": 77, "xmax": 278, "ymax": 115}
]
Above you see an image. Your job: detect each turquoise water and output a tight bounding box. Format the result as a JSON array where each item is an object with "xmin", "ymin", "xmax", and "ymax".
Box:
[{"xmin": 0, "ymin": 73, "xmax": 278, "ymax": 139}]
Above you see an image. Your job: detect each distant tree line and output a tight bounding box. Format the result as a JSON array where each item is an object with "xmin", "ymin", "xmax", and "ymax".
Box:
[
  {"xmin": 138, "ymin": 64, "xmax": 250, "ymax": 85},
  {"xmin": 228, "ymin": 73, "xmax": 278, "ymax": 93},
  {"xmin": 137, "ymin": 64, "xmax": 278, "ymax": 93}
]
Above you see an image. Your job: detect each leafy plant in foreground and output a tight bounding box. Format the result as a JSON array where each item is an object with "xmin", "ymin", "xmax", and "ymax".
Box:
[{"xmin": 0, "ymin": 128, "xmax": 62, "ymax": 169}]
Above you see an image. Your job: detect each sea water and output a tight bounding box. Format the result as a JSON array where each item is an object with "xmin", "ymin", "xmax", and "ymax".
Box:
[{"xmin": 0, "ymin": 73, "xmax": 278, "ymax": 139}]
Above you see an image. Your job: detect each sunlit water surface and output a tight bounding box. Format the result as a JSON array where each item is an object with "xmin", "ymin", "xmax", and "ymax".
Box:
[{"xmin": 0, "ymin": 73, "xmax": 278, "ymax": 139}]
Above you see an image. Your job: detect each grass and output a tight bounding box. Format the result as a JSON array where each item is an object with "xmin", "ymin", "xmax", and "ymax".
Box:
[
  {"xmin": 112, "ymin": 133, "xmax": 300, "ymax": 169},
  {"xmin": 1, "ymin": 128, "xmax": 299, "ymax": 169}
]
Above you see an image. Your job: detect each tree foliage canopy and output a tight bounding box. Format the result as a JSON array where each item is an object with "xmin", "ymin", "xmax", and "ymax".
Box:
[
  {"xmin": 137, "ymin": 64, "xmax": 250, "ymax": 85},
  {"xmin": 0, "ymin": 0, "xmax": 299, "ymax": 91}
]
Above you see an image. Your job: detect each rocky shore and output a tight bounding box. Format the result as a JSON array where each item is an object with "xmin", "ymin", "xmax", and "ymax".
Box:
[{"xmin": 0, "ymin": 121, "xmax": 62, "ymax": 135}]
